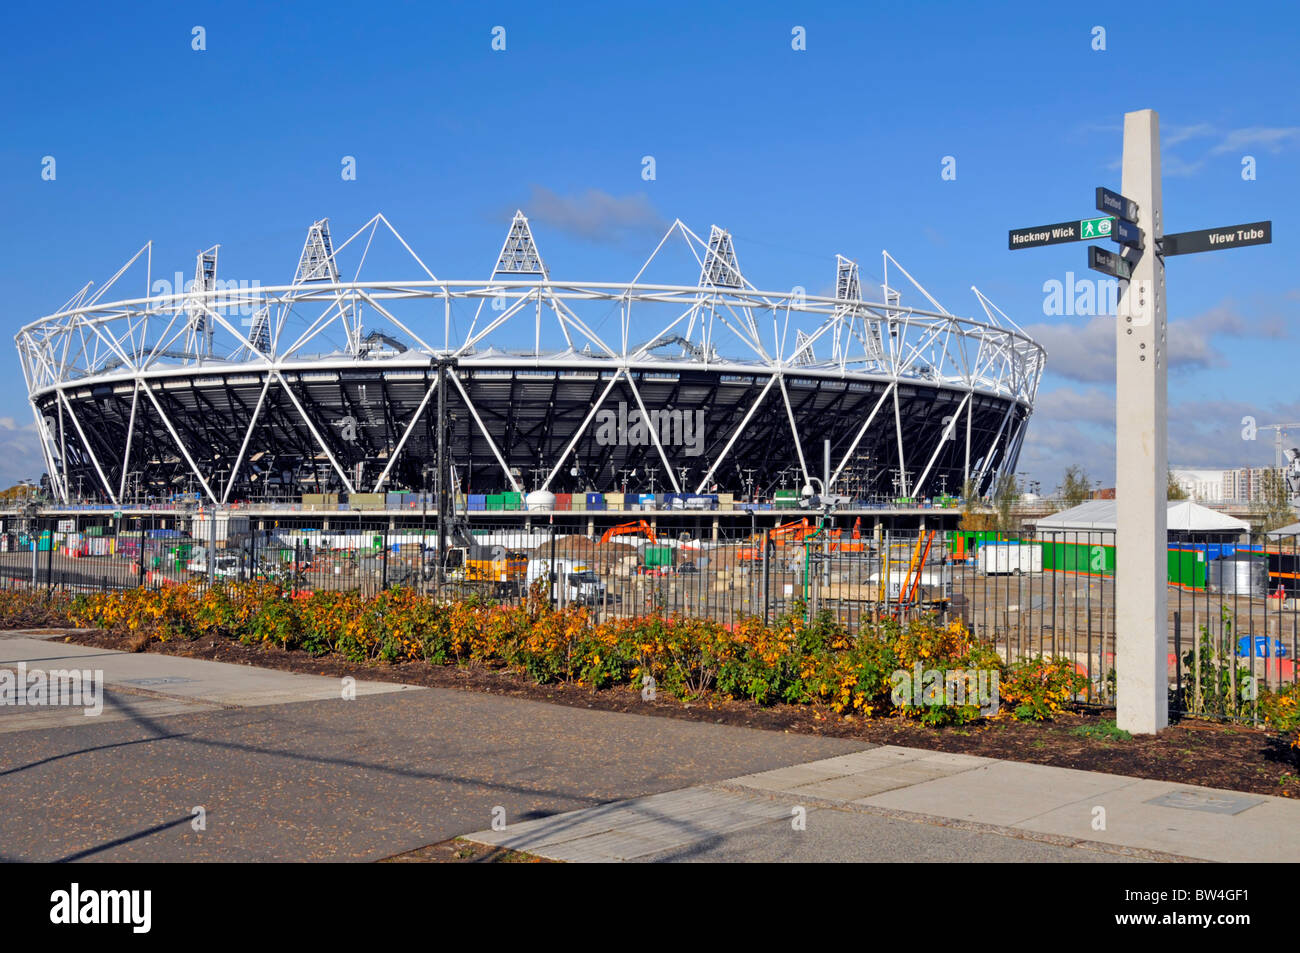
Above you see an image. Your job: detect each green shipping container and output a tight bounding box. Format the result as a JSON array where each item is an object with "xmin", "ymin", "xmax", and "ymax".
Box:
[
  {"xmin": 1040, "ymin": 539, "xmax": 1115, "ymax": 575},
  {"xmin": 643, "ymin": 546, "xmax": 674, "ymax": 568},
  {"xmin": 486, "ymin": 494, "xmax": 504, "ymax": 512},
  {"xmin": 1167, "ymin": 548, "xmax": 1208, "ymax": 590}
]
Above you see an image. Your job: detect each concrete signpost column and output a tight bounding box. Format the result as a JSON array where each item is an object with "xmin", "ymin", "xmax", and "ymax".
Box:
[
  {"xmin": 1008, "ymin": 108, "xmax": 1270, "ymax": 734},
  {"xmin": 1114, "ymin": 109, "xmax": 1168, "ymax": 735}
]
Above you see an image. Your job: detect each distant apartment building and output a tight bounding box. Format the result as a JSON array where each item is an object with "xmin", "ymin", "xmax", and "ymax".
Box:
[
  {"xmin": 1171, "ymin": 468, "xmax": 1225, "ymax": 502},
  {"xmin": 1172, "ymin": 466, "xmax": 1281, "ymax": 503}
]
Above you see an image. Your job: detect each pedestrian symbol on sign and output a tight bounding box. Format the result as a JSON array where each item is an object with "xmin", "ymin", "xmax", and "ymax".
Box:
[{"xmin": 1080, "ymin": 216, "xmax": 1112, "ymax": 239}]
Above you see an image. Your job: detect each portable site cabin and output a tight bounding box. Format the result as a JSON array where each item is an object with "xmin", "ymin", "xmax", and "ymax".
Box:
[{"xmin": 1263, "ymin": 521, "xmax": 1300, "ymax": 597}]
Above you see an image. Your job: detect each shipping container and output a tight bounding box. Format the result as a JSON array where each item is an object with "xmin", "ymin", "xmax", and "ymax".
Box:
[
  {"xmin": 587, "ymin": 492, "xmax": 604, "ymax": 511},
  {"xmin": 642, "ymin": 545, "xmax": 675, "ymax": 568},
  {"xmin": 1168, "ymin": 547, "xmax": 1209, "ymax": 590},
  {"xmin": 1039, "ymin": 538, "xmax": 1115, "ymax": 575}
]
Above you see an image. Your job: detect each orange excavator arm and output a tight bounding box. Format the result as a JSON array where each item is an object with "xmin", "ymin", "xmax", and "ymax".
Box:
[{"xmin": 598, "ymin": 520, "xmax": 658, "ymax": 546}]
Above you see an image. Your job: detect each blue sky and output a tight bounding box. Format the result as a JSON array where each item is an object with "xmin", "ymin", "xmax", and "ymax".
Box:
[{"xmin": 2, "ymin": 0, "xmax": 1297, "ymax": 491}]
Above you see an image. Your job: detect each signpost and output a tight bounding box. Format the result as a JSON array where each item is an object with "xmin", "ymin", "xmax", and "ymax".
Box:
[
  {"xmin": 1087, "ymin": 245, "xmax": 1132, "ymax": 280},
  {"xmin": 1079, "ymin": 216, "xmax": 1112, "ymax": 240},
  {"xmin": 1114, "ymin": 109, "xmax": 1167, "ymax": 737},
  {"xmin": 1112, "ymin": 218, "xmax": 1143, "ymax": 250},
  {"xmin": 1005, "ymin": 108, "xmax": 1274, "ymax": 735},
  {"xmin": 1096, "ymin": 186, "xmax": 1139, "ymax": 223},
  {"xmin": 1008, "ymin": 216, "xmax": 1113, "ymax": 250},
  {"xmin": 1161, "ymin": 221, "xmax": 1271, "ymax": 256}
]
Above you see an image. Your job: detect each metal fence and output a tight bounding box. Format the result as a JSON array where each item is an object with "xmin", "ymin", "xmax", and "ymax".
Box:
[{"xmin": 3, "ymin": 511, "xmax": 1296, "ymax": 722}]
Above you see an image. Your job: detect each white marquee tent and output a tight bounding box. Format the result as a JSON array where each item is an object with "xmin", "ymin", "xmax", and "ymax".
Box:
[{"xmin": 1034, "ymin": 500, "xmax": 1249, "ymax": 535}]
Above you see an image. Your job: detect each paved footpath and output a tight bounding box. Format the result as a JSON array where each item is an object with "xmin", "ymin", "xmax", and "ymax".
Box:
[
  {"xmin": 5, "ymin": 629, "xmax": 1297, "ymax": 863},
  {"xmin": 466, "ymin": 745, "xmax": 1300, "ymax": 863},
  {"xmin": 0, "ymin": 631, "xmax": 854, "ymax": 862}
]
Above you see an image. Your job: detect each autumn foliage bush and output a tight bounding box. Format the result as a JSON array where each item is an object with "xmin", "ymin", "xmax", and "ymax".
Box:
[
  {"xmin": 62, "ymin": 580, "xmax": 1097, "ymax": 724},
  {"xmin": 0, "ymin": 589, "xmax": 78, "ymax": 628}
]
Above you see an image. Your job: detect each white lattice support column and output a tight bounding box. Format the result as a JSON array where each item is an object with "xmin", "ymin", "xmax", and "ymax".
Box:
[
  {"xmin": 118, "ymin": 382, "xmax": 140, "ymax": 502},
  {"xmin": 542, "ymin": 370, "xmax": 624, "ymax": 492},
  {"xmin": 140, "ymin": 383, "xmax": 218, "ymax": 503},
  {"xmin": 446, "ymin": 370, "xmax": 522, "ymax": 493},
  {"xmin": 776, "ymin": 375, "xmax": 810, "ymax": 489},
  {"xmin": 273, "ymin": 371, "xmax": 356, "ymax": 496},
  {"xmin": 625, "ymin": 372, "xmax": 683, "ymax": 494},
  {"xmin": 693, "ymin": 373, "xmax": 778, "ymax": 494},
  {"xmin": 371, "ymin": 374, "xmax": 440, "ymax": 492},
  {"xmin": 222, "ymin": 374, "xmax": 273, "ymax": 505},
  {"xmin": 830, "ymin": 383, "xmax": 895, "ymax": 490},
  {"xmin": 912, "ymin": 390, "xmax": 972, "ymax": 498},
  {"xmin": 55, "ymin": 390, "xmax": 118, "ymax": 504}
]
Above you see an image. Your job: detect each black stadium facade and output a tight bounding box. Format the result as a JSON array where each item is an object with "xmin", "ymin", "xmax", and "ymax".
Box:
[{"xmin": 16, "ymin": 213, "xmax": 1044, "ymax": 504}]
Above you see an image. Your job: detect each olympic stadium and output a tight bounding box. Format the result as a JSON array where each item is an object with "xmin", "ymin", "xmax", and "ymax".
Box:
[{"xmin": 15, "ymin": 213, "xmax": 1046, "ymax": 505}]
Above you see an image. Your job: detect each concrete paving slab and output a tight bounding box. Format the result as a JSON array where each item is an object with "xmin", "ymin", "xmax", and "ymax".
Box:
[
  {"xmin": 731, "ymin": 765, "xmax": 844, "ymax": 792},
  {"xmin": 1015, "ymin": 777, "xmax": 1299, "ymax": 863},
  {"xmin": 464, "ymin": 744, "xmax": 1299, "ymax": 863},
  {"xmin": 0, "ymin": 636, "xmax": 419, "ymax": 733},
  {"xmin": 857, "ymin": 760, "xmax": 1138, "ymax": 825},
  {"xmin": 632, "ymin": 808, "xmax": 1149, "ymax": 864}
]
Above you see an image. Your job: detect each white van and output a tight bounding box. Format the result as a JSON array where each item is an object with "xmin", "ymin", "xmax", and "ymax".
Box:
[{"xmin": 526, "ymin": 557, "xmax": 607, "ymax": 605}]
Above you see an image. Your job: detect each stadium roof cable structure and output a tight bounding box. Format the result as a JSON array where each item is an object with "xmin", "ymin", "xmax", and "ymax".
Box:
[{"xmin": 17, "ymin": 213, "xmax": 1046, "ymax": 505}]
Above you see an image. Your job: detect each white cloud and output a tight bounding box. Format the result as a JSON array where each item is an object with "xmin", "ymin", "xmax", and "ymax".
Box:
[
  {"xmin": 515, "ymin": 186, "xmax": 666, "ymax": 243},
  {"xmin": 1019, "ymin": 386, "xmax": 1300, "ymax": 490},
  {"xmin": 0, "ymin": 417, "xmax": 45, "ymax": 489},
  {"xmin": 1023, "ymin": 300, "xmax": 1287, "ymax": 385},
  {"xmin": 1208, "ymin": 126, "xmax": 1300, "ymax": 155},
  {"xmin": 1091, "ymin": 122, "xmax": 1300, "ymax": 178}
]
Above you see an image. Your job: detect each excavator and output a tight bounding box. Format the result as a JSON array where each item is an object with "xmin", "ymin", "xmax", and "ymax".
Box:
[
  {"xmin": 598, "ymin": 520, "xmax": 658, "ymax": 546},
  {"xmin": 829, "ymin": 517, "xmax": 867, "ymax": 553},
  {"xmin": 739, "ymin": 518, "xmax": 819, "ymax": 562},
  {"xmin": 436, "ymin": 520, "xmax": 529, "ymax": 596}
]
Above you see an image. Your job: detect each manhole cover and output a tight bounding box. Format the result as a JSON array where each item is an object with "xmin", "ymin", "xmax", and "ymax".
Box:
[
  {"xmin": 121, "ymin": 677, "xmax": 195, "ymax": 688},
  {"xmin": 1145, "ymin": 790, "xmax": 1263, "ymax": 815}
]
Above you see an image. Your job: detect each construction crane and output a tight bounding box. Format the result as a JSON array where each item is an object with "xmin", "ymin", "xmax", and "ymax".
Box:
[{"xmin": 1258, "ymin": 422, "xmax": 1300, "ymax": 469}]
